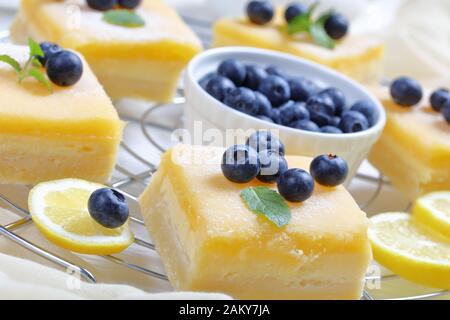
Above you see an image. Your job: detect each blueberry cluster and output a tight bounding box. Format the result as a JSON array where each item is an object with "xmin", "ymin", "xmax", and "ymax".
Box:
[
  {"xmin": 39, "ymin": 42, "xmax": 83, "ymax": 87},
  {"xmin": 200, "ymin": 59, "xmax": 377, "ymax": 134},
  {"xmin": 247, "ymin": 1, "xmax": 349, "ymax": 40},
  {"xmin": 221, "ymin": 131, "xmax": 349, "ymax": 202},
  {"xmin": 390, "ymin": 77, "xmax": 450, "ymax": 124},
  {"xmin": 87, "ymin": 0, "xmax": 141, "ymax": 11}
]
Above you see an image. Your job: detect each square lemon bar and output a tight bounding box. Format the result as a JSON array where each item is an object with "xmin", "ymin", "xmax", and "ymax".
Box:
[
  {"xmin": 213, "ymin": 14, "xmax": 384, "ymax": 83},
  {"xmin": 139, "ymin": 144, "xmax": 371, "ymax": 299},
  {"xmin": 0, "ymin": 43, "xmax": 122, "ymax": 184},
  {"xmin": 11, "ymin": 0, "xmax": 203, "ymax": 102},
  {"xmin": 368, "ymin": 86, "xmax": 450, "ymax": 200}
]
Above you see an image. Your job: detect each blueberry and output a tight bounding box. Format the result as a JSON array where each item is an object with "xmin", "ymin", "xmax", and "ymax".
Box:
[
  {"xmin": 258, "ymin": 75, "xmax": 291, "ymax": 107},
  {"xmin": 289, "ymin": 77, "xmax": 319, "ymax": 102},
  {"xmin": 87, "ymin": 0, "xmax": 116, "ymax": 11},
  {"xmin": 255, "ymin": 91, "xmax": 272, "ymax": 117},
  {"xmin": 218, "ymin": 59, "xmax": 247, "ymax": 86},
  {"xmin": 442, "ymin": 100, "xmax": 450, "ymax": 124},
  {"xmin": 46, "ymin": 50, "xmax": 83, "ymax": 87},
  {"xmin": 277, "ymin": 169, "xmax": 314, "ymax": 202},
  {"xmin": 310, "ymin": 154, "xmax": 348, "ymax": 186},
  {"xmin": 310, "ymin": 111, "xmax": 331, "ymax": 127},
  {"xmin": 324, "ymin": 13, "xmax": 349, "ymax": 40},
  {"xmin": 306, "ymin": 93, "xmax": 336, "ymax": 116},
  {"xmin": 224, "ymin": 87, "xmax": 259, "ymax": 116},
  {"xmin": 257, "ymin": 149, "xmax": 288, "ymax": 183},
  {"xmin": 289, "ymin": 119, "xmax": 320, "ymax": 132},
  {"xmin": 244, "ymin": 65, "xmax": 268, "ymax": 90},
  {"xmin": 270, "ymin": 108, "xmax": 281, "ymax": 124},
  {"xmin": 246, "ymin": 0, "xmax": 274, "ymax": 25},
  {"xmin": 38, "ymin": 42, "xmax": 63, "ymax": 66},
  {"xmin": 221, "ymin": 145, "xmax": 260, "ymax": 183},
  {"xmin": 320, "ymin": 87, "xmax": 346, "ymax": 116},
  {"xmin": 330, "ymin": 116, "xmax": 341, "ymax": 127},
  {"xmin": 246, "ymin": 131, "xmax": 285, "ymax": 155},
  {"xmin": 279, "ymin": 101, "xmax": 309, "ymax": 125},
  {"xmin": 430, "ymin": 88, "xmax": 450, "ymax": 112},
  {"xmin": 118, "ymin": 0, "xmax": 141, "ymax": 9},
  {"xmin": 284, "ymin": 3, "xmax": 307, "ymax": 23},
  {"xmin": 256, "ymin": 115, "xmax": 274, "ymax": 123},
  {"xmin": 350, "ymin": 100, "xmax": 377, "ymax": 126},
  {"xmin": 390, "ymin": 76, "xmax": 423, "ymax": 107},
  {"xmin": 205, "ymin": 75, "xmax": 236, "ymax": 101},
  {"xmin": 339, "ymin": 111, "xmax": 369, "ymax": 133},
  {"xmin": 320, "ymin": 126, "xmax": 343, "ymax": 134},
  {"xmin": 88, "ymin": 188, "xmax": 129, "ymax": 229},
  {"xmin": 266, "ymin": 66, "xmax": 287, "ymax": 78},
  {"xmin": 198, "ymin": 72, "xmax": 216, "ymax": 89}
]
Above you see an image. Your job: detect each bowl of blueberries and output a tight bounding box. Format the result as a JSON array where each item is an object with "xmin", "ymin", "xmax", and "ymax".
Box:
[{"xmin": 184, "ymin": 46, "xmax": 386, "ymax": 181}]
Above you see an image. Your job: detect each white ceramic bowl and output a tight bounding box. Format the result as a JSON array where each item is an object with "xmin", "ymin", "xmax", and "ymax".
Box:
[{"xmin": 184, "ymin": 47, "xmax": 386, "ymax": 181}]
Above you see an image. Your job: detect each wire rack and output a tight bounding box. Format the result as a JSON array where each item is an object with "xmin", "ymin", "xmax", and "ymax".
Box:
[{"xmin": 0, "ymin": 16, "xmax": 448, "ymax": 301}]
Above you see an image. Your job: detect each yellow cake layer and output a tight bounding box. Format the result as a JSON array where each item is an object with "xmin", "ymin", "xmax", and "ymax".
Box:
[
  {"xmin": 368, "ymin": 86, "xmax": 450, "ymax": 199},
  {"xmin": 139, "ymin": 144, "xmax": 371, "ymax": 299},
  {"xmin": 213, "ymin": 16, "xmax": 384, "ymax": 83},
  {"xmin": 0, "ymin": 44, "xmax": 121, "ymax": 184},
  {"xmin": 11, "ymin": 0, "xmax": 203, "ymax": 102}
]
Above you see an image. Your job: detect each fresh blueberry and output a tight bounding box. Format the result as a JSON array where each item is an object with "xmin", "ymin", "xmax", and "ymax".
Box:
[
  {"xmin": 330, "ymin": 116, "xmax": 341, "ymax": 127},
  {"xmin": 430, "ymin": 88, "xmax": 450, "ymax": 112},
  {"xmin": 277, "ymin": 168, "xmax": 315, "ymax": 202},
  {"xmin": 198, "ymin": 72, "xmax": 216, "ymax": 89},
  {"xmin": 350, "ymin": 100, "xmax": 377, "ymax": 126},
  {"xmin": 442, "ymin": 100, "xmax": 450, "ymax": 124},
  {"xmin": 310, "ymin": 112, "xmax": 331, "ymax": 127},
  {"xmin": 289, "ymin": 119, "xmax": 320, "ymax": 132},
  {"xmin": 257, "ymin": 149, "xmax": 288, "ymax": 183},
  {"xmin": 289, "ymin": 77, "xmax": 319, "ymax": 102},
  {"xmin": 284, "ymin": 3, "xmax": 307, "ymax": 23},
  {"xmin": 266, "ymin": 66, "xmax": 287, "ymax": 78},
  {"xmin": 246, "ymin": 131, "xmax": 285, "ymax": 155},
  {"xmin": 38, "ymin": 42, "xmax": 63, "ymax": 66},
  {"xmin": 88, "ymin": 188, "xmax": 129, "ymax": 229},
  {"xmin": 244, "ymin": 65, "xmax": 268, "ymax": 90},
  {"xmin": 205, "ymin": 75, "xmax": 236, "ymax": 101},
  {"xmin": 258, "ymin": 75, "xmax": 291, "ymax": 107},
  {"xmin": 218, "ymin": 59, "xmax": 247, "ymax": 86},
  {"xmin": 279, "ymin": 101, "xmax": 309, "ymax": 125},
  {"xmin": 256, "ymin": 115, "xmax": 274, "ymax": 123},
  {"xmin": 224, "ymin": 87, "xmax": 259, "ymax": 116},
  {"xmin": 320, "ymin": 126, "xmax": 342, "ymax": 134},
  {"xmin": 255, "ymin": 91, "xmax": 272, "ymax": 117},
  {"xmin": 306, "ymin": 93, "xmax": 336, "ymax": 116},
  {"xmin": 46, "ymin": 50, "xmax": 83, "ymax": 87},
  {"xmin": 221, "ymin": 145, "xmax": 260, "ymax": 183},
  {"xmin": 310, "ymin": 154, "xmax": 349, "ymax": 186},
  {"xmin": 87, "ymin": 0, "xmax": 116, "ymax": 11},
  {"xmin": 270, "ymin": 108, "xmax": 281, "ymax": 124},
  {"xmin": 320, "ymin": 87, "xmax": 346, "ymax": 116},
  {"xmin": 390, "ymin": 76, "xmax": 423, "ymax": 107},
  {"xmin": 118, "ymin": 0, "xmax": 141, "ymax": 9},
  {"xmin": 324, "ymin": 13, "xmax": 349, "ymax": 40},
  {"xmin": 339, "ymin": 111, "xmax": 369, "ymax": 133},
  {"xmin": 246, "ymin": 0, "xmax": 274, "ymax": 25}
]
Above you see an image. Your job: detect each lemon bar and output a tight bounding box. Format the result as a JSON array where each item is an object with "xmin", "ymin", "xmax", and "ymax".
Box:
[
  {"xmin": 139, "ymin": 144, "xmax": 371, "ymax": 299},
  {"xmin": 0, "ymin": 44, "xmax": 121, "ymax": 184},
  {"xmin": 11, "ymin": 0, "xmax": 203, "ymax": 102},
  {"xmin": 368, "ymin": 86, "xmax": 450, "ymax": 200},
  {"xmin": 213, "ymin": 15, "xmax": 384, "ymax": 83}
]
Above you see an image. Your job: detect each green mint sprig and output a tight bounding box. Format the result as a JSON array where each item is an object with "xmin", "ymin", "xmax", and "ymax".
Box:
[
  {"xmin": 241, "ymin": 186, "xmax": 291, "ymax": 228},
  {"xmin": 0, "ymin": 38, "xmax": 52, "ymax": 92},
  {"xmin": 103, "ymin": 9, "xmax": 145, "ymax": 27},
  {"xmin": 287, "ymin": 2, "xmax": 336, "ymax": 49}
]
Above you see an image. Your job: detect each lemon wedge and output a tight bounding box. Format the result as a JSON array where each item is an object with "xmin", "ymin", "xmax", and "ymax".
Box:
[
  {"xmin": 413, "ymin": 191, "xmax": 450, "ymax": 238},
  {"xmin": 368, "ymin": 212, "xmax": 450, "ymax": 289},
  {"xmin": 29, "ymin": 179, "xmax": 134, "ymax": 255}
]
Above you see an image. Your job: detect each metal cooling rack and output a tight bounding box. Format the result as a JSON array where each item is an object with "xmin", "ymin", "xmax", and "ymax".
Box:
[{"xmin": 0, "ymin": 16, "xmax": 449, "ymax": 301}]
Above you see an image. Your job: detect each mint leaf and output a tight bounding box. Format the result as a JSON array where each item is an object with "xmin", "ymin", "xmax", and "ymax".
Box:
[
  {"xmin": 287, "ymin": 14, "xmax": 310, "ymax": 35},
  {"xmin": 103, "ymin": 10, "xmax": 145, "ymax": 27},
  {"xmin": 0, "ymin": 54, "xmax": 22, "ymax": 73},
  {"xmin": 27, "ymin": 68, "xmax": 53, "ymax": 92},
  {"xmin": 310, "ymin": 13, "xmax": 335, "ymax": 49},
  {"xmin": 241, "ymin": 186, "xmax": 291, "ymax": 228},
  {"xmin": 28, "ymin": 38, "xmax": 44, "ymax": 58},
  {"xmin": 306, "ymin": 2, "xmax": 319, "ymax": 19}
]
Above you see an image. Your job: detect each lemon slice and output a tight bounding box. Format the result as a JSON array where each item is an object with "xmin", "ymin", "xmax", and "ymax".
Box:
[
  {"xmin": 413, "ymin": 191, "xmax": 450, "ymax": 238},
  {"xmin": 368, "ymin": 212, "xmax": 450, "ymax": 289},
  {"xmin": 29, "ymin": 179, "xmax": 134, "ymax": 255}
]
